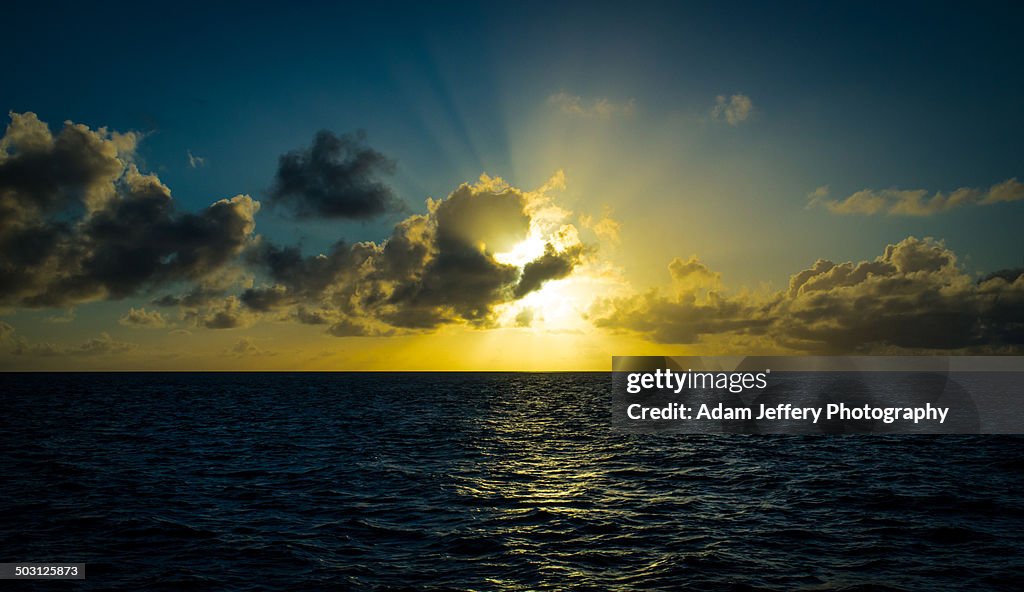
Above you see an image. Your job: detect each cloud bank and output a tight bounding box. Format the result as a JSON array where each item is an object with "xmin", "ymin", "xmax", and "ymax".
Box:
[
  {"xmin": 0, "ymin": 322, "xmax": 137, "ymax": 357},
  {"xmin": 4, "ymin": 111, "xmax": 1021, "ymax": 356},
  {"xmin": 595, "ymin": 237, "xmax": 1024, "ymax": 353},
  {"xmin": 809, "ymin": 178, "xmax": 1024, "ymax": 216}
]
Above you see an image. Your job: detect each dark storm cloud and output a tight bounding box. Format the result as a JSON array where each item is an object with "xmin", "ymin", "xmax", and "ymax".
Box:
[
  {"xmin": 243, "ymin": 178, "xmax": 589, "ymax": 334},
  {"xmin": 596, "ymin": 237, "xmax": 1024, "ymax": 353},
  {"xmin": 267, "ymin": 130, "xmax": 401, "ymax": 219},
  {"xmin": 0, "ymin": 113, "xmax": 259, "ymax": 308}
]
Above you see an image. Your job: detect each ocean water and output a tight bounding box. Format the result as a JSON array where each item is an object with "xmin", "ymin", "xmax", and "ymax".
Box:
[{"xmin": 1, "ymin": 372, "xmax": 1022, "ymax": 591}]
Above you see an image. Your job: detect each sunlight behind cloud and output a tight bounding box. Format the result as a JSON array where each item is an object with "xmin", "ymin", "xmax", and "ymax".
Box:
[{"xmin": 494, "ymin": 235, "xmax": 547, "ymax": 267}]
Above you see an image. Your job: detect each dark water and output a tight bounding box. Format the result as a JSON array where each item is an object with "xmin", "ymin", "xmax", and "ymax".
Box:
[{"xmin": 1, "ymin": 373, "xmax": 1022, "ymax": 591}]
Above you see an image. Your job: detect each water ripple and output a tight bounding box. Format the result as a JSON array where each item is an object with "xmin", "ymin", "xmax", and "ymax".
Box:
[{"xmin": 0, "ymin": 373, "xmax": 1022, "ymax": 590}]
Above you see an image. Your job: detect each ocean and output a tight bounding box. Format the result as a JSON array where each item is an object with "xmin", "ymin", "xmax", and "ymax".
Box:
[{"xmin": 1, "ymin": 373, "xmax": 1022, "ymax": 590}]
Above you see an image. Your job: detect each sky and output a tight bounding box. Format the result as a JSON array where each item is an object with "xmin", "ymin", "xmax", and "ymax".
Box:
[{"xmin": 1, "ymin": 1, "xmax": 1023, "ymax": 370}]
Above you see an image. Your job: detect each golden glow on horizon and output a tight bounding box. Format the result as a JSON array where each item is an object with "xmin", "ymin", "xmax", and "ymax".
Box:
[{"xmin": 0, "ymin": 83, "xmax": 756, "ymax": 373}]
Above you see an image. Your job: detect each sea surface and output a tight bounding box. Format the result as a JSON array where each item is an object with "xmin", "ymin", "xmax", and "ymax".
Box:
[{"xmin": 1, "ymin": 373, "xmax": 1022, "ymax": 591}]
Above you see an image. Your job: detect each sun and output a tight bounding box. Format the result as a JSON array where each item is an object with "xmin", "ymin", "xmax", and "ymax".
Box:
[
  {"xmin": 485, "ymin": 170, "xmax": 618, "ymax": 333},
  {"xmin": 493, "ymin": 237, "xmax": 600, "ymax": 332},
  {"xmin": 493, "ymin": 234, "xmax": 547, "ymax": 267}
]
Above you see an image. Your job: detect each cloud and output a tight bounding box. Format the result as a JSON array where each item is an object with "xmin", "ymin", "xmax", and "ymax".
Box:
[
  {"xmin": 513, "ymin": 243, "xmax": 586, "ymax": 298},
  {"xmin": 267, "ymin": 130, "xmax": 401, "ymax": 219},
  {"xmin": 514, "ymin": 308, "xmax": 535, "ymax": 327},
  {"xmin": 326, "ymin": 317, "xmax": 395, "ymax": 337},
  {"xmin": 45, "ymin": 308, "xmax": 75, "ymax": 323},
  {"xmin": 668, "ymin": 256, "xmax": 721, "ymax": 293},
  {"xmin": 0, "ymin": 112, "xmax": 260, "ymax": 308},
  {"xmin": 0, "ymin": 112, "xmax": 604, "ymax": 339},
  {"xmin": 242, "ymin": 174, "xmax": 591, "ymax": 334},
  {"xmin": 808, "ymin": 178, "xmax": 1024, "ymax": 216},
  {"xmin": 7, "ymin": 330, "xmax": 137, "ymax": 357},
  {"xmin": 188, "ymin": 295, "xmax": 257, "ymax": 329},
  {"xmin": 548, "ymin": 92, "xmax": 636, "ymax": 119},
  {"xmin": 579, "ymin": 210, "xmax": 621, "ymax": 244},
  {"xmin": 711, "ymin": 93, "xmax": 754, "ymax": 125},
  {"xmin": 595, "ymin": 237, "xmax": 1024, "ymax": 353},
  {"xmin": 154, "ymin": 278, "xmax": 260, "ymax": 330},
  {"xmin": 187, "ymin": 149, "xmax": 206, "ymax": 168},
  {"xmin": 980, "ymin": 267, "xmax": 1024, "ymax": 284},
  {"xmin": 151, "ymin": 267, "xmax": 250, "ymax": 309},
  {"xmin": 226, "ymin": 337, "xmax": 274, "ymax": 356},
  {"xmin": 0, "ymin": 111, "xmax": 136, "ymax": 215},
  {"xmin": 119, "ymin": 307, "xmax": 167, "ymax": 328}
]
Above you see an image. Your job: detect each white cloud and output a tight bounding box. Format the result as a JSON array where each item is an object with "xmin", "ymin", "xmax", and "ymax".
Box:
[
  {"xmin": 187, "ymin": 149, "xmax": 206, "ymax": 168},
  {"xmin": 711, "ymin": 93, "xmax": 754, "ymax": 125},
  {"xmin": 548, "ymin": 92, "xmax": 636, "ymax": 119}
]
